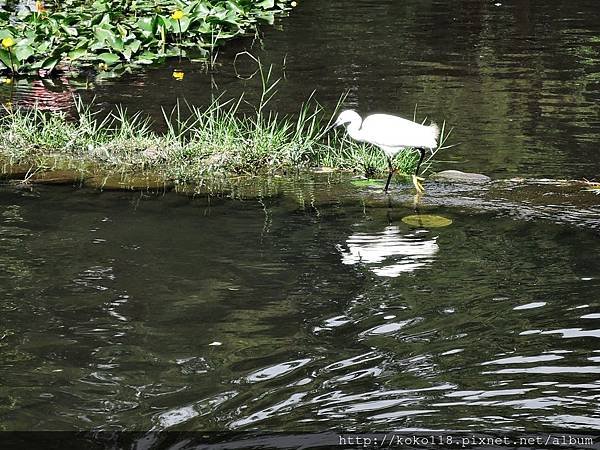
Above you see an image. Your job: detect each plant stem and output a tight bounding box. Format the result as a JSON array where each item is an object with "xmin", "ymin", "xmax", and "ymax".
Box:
[
  {"xmin": 177, "ymin": 19, "xmax": 182, "ymax": 62},
  {"xmin": 8, "ymin": 49, "xmax": 15, "ymax": 75}
]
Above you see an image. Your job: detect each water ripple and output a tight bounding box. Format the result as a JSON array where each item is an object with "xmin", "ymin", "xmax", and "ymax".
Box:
[{"xmin": 339, "ymin": 226, "xmax": 438, "ymax": 277}]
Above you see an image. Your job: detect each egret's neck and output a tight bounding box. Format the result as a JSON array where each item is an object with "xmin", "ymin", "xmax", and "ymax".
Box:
[{"xmin": 345, "ymin": 118, "xmax": 364, "ymax": 141}]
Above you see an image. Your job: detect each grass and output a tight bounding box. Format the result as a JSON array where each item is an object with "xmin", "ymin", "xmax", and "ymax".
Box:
[{"xmin": 0, "ymin": 68, "xmax": 453, "ymax": 187}]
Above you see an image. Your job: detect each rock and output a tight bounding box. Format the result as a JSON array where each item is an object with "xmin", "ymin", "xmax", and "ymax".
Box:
[{"xmin": 431, "ymin": 170, "xmax": 491, "ymax": 183}]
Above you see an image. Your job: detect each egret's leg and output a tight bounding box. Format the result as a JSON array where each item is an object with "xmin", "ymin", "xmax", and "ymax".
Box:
[
  {"xmin": 415, "ymin": 148, "xmax": 426, "ymax": 176},
  {"xmin": 412, "ymin": 192, "xmax": 423, "ymax": 211},
  {"xmin": 384, "ymin": 157, "xmax": 395, "ymax": 192},
  {"xmin": 412, "ymin": 148, "xmax": 426, "ymax": 193}
]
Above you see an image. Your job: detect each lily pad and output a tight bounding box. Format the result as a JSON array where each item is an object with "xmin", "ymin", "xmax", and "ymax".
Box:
[
  {"xmin": 402, "ymin": 214, "xmax": 453, "ymax": 228},
  {"xmin": 351, "ymin": 178, "xmax": 385, "ymax": 188}
]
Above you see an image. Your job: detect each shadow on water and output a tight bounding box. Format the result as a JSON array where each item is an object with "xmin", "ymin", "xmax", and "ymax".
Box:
[{"xmin": 0, "ymin": 177, "xmax": 599, "ymax": 431}]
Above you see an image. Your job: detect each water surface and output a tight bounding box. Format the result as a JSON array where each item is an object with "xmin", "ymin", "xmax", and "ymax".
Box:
[
  {"xmin": 1, "ymin": 0, "xmax": 600, "ymax": 434},
  {"xmin": 2, "ymin": 0, "xmax": 600, "ymax": 179},
  {"xmin": 1, "ymin": 180, "xmax": 599, "ymax": 431}
]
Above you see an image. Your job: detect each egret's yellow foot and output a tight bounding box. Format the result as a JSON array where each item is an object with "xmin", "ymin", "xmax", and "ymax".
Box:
[{"xmin": 412, "ymin": 174, "xmax": 425, "ymax": 193}]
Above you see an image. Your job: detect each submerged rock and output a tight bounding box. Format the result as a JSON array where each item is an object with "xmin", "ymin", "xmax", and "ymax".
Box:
[
  {"xmin": 0, "ymin": 164, "xmax": 35, "ymax": 180},
  {"xmin": 85, "ymin": 174, "xmax": 174, "ymax": 191},
  {"xmin": 30, "ymin": 170, "xmax": 85, "ymax": 185},
  {"xmin": 431, "ymin": 170, "xmax": 491, "ymax": 183}
]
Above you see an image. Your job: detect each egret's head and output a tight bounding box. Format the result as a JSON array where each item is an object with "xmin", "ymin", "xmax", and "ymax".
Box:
[{"xmin": 333, "ymin": 109, "xmax": 361, "ymax": 128}]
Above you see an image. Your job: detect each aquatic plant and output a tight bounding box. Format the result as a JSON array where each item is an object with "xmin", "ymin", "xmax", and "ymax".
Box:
[
  {"xmin": 0, "ymin": 0, "xmax": 292, "ymax": 78},
  {"xmin": 0, "ymin": 69, "xmax": 452, "ymax": 184}
]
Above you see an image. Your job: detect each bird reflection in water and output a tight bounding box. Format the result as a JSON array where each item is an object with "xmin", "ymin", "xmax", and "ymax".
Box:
[{"xmin": 338, "ymin": 226, "xmax": 438, "ymax": 277}]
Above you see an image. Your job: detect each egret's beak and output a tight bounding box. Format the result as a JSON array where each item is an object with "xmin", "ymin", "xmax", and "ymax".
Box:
[
  {"xmin": 316, "ymin": 121, "xmax": 340, "ymax": 141},
  {"xmin": 325, "ymin": 120, "xmax": 341, "ymax": 133}
]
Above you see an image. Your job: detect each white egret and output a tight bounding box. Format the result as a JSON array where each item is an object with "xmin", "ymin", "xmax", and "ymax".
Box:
[{"xmin": 331, "ymin": 110, "xmax": 440, "ymax": 193}]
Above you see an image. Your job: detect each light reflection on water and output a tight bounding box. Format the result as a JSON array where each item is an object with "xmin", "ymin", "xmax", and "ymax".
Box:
[
  {"xmin": 2, "ymin": 184, "xmax": 599, "ymax": 432},
  {"xmin": 338, "ymin": 226, "xmax": 438, "ymax": 277},
  {"xmin": 2, "ymin": 0, "xmax": 600, "ymax": 179},
  {"xmin": 1, "ymin": 0, "xmax": 600, "ymax": 432}
]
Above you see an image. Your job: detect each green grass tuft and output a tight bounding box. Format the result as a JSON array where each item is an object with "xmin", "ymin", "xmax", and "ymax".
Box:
[{"xmin": 0, "ymin": 69, "xmax": 453, "ymax": 185}]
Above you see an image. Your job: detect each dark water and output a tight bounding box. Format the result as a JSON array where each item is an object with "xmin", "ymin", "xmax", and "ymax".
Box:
[
  {"xmin": 2, "ymin": 0, "xmax": 600, "ymax": 179},
  {"xmin": 1, "ymin": 179, "xmax": 599, "ymax": 432},
  {"xmin": 1, "ymin": 0, "xmax": 600, "ymax": 434}
]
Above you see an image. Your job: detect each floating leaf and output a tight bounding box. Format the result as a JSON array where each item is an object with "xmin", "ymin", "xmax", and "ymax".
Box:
[
  {"xmin": 136, "ymin": 51, "xmax": 158, "ymax": 64},
  {"xmin": 402, "ymin": 214, "xmax": 453, "ymax": 228},
  {"xmin": 351, "ymin": 178, "xmax": 385, "ymax": 188}
]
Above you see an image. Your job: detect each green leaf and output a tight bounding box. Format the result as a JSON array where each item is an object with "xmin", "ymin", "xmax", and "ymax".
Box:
[
  {"xmin": 0, "ymin": 49, "xmax": 19, "ymax": 71},
  {"xmin": 256, "ymin": 0, "xmax": 275, "ymax": 8},
  {"xmin": 255, "ymin": 11, "xmax": 275, "ymax": 24},
  {"xmin": 136, "ymin": 51, "xmax": 158, "ymax": 64},
  {"xmin": 116, "ymin": 24, "xmax": 128, "ymax": 39},
  {"xmin": 136, "ymin": 17, "xmax": 155, "ymax": 33},
  {"xmin": 91, "ymin": 0, "xmax": 108, "ymax": 12},
  {"xmin": 62, "ymin": 26, "xmax": 78, "ymax": 37},
  {"xmin": 109, "ymin": 36, "xmax": 124, "ymax": 52},
  {"xmin": 94, "ymin": 26, "xmax": 124, "ymax": 52},
  {"xmin": 178, "ymin": 16, "xmax": 191, "ymax": 33},
  {"xmin": 41, "ymin": 56, "xmax": 59, "ymax": 72},
  {"xmin": 196, "ymin": 4, "xmax": 211, "ymax": 18},
  {"xmin": 127, "ymin": 40, "xmax": 142, "ymax": 54},
  {"xmin": 94, "ymin": 26, "xmax": 117, "ymax": 44},
  {"xmin": 97, "ymin": 52, "xmax": 120, "ymax": 65},
  {"xmin": 68, "ymin": 47, "xmax": 89, "ymax": 60},
  {"xmin": 14, "ymin": 44, "xmax": 35, "ymax": 62}
]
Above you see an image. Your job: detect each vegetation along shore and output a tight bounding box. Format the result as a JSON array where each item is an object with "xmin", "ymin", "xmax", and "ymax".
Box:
[{"xmin": 0, "ymin": 0, "xmax": 294, "ymax": 79}]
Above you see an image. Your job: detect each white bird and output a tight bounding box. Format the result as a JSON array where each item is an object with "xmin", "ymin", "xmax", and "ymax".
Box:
[{"xmin": 331, "ymin": 110, "xmax": 440, "ymax": 193}]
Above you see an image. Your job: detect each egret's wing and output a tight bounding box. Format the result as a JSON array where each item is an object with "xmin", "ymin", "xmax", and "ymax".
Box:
[{"xmin": 362, "ymin": 114, "xmax": 439, "ymax": 149}]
